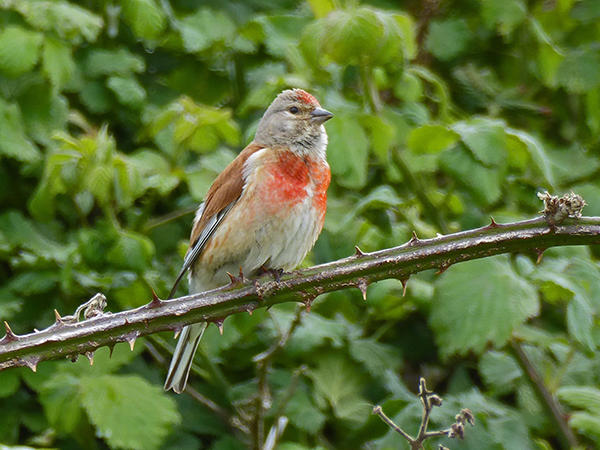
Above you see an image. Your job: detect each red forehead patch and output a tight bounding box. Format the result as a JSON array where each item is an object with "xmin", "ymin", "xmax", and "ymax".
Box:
[{"xmin": 295, "ymin": 89, "xmax": 320, "ymax": 106}]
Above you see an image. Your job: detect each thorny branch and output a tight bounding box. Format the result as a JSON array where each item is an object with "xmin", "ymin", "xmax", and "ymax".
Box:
[
  {"xmin": 0, "ymin": 193, "xmax": 595, "ymax": 372},
  {"xmin": 373, "ymin": 378, "xmax": 475, "ymax": 450}
]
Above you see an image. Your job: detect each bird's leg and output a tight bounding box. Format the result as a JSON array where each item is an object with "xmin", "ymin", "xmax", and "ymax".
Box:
[{"xmin": 258, "ymin": 265, "xmax": 284, "ymax": 282}]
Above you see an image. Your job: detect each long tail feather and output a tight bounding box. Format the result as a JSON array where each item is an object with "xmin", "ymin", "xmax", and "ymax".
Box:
[{"xmin": 164, "ymin": 322, "xmax": 207, "ymax": 393}]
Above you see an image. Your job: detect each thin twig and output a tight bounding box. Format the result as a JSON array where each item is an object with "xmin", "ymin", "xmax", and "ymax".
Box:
[
  {"xmin": 372, "ymin": 405, "xmax": 414, "ymax": 442},
  {"xmin": 509, "ymin": 339, "xmax": 578, "ymax": 449},
  {"xmin": 252, "ymin": 306, "xmax": 304, "ymax": 450}
]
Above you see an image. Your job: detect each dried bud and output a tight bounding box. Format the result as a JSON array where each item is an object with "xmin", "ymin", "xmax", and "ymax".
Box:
[
  {"xmin": 461, "ymin": 408, "xmax": 475, "ymax": 426},
  {"xmin": 429, "ymin": 394, "xmax": 443, "ymax": 407}
]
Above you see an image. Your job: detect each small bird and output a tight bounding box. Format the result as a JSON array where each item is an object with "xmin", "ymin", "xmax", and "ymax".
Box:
[{"xmin": 164, "ymin": 89, "xmax": 333, "ymax": 393}]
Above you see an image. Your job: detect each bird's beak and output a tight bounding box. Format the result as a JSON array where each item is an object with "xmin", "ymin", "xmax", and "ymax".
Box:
[{"xmin": 310, "ymin": 107, "xmax": 333, "ymax": 124}]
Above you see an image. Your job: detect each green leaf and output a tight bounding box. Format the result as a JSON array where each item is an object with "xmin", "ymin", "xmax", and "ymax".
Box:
[
  {"xmin": 568, "ymin": 412, "xmax": 600, "ymax": 439},
  {"xmin": 39, "ymin": 373, "xmax": 83, "ymax": 434},
  {"xmin": 107, "ymin": 76, "xmax": 147, "ymax": 108},
  {"xmin": 326, "ymin": 114, "xmax": 368, "ymax": 189},
  {"xmin": 481, "ymin": 0, "xmax": 527, "ymax": 35},
  {"xmin": 567, "ymin": 294, "xmax": 596, "ymax": 351},
  {"xmin": 12, "ymin": 1, "xmax": 103, "ymax": 43},
  {"xmin": 0, "ymin": 288, "xmax": 23, "ymax": 320},
  {"xmin": 0, "ymin": 210, "xmax": 68, "ymax": 262},
  {"xmin": 306, "ymin": 0, "xmax": 334, "ymax": 18},
  {"xmin": 0, "ymin": 370, "xmax": 20, "ymax": 398},
  {"xmin": 451, "ymin": 118, "xmax": 507, "ymax": 166},
  {"xmin": 556, "ymin": 49, "xmax": 600, "ymax": 93},
  {"xmin": 439, "ymin": 145, "xmax": 502, "ymax": 206},
  {"xmin": 285, "ymin": 389, "xmax": 326, "ymax": 433},
  {"xmin": 84, "ymin": 48, "xmax": 145, "ymax": 77},
  {"xmin": 0, "ymin": 26, "xmax": 43, "ymax": 77},
  {"xmin": 0, "ymin": 100, "xmax": 40, "ymax": 163},
  {"xmin": 558, "ymin": 386, "xmax": 600, "ymax": 414},
  {"xmin": 180, "ymin": 8, "xmax": 237, "ymax": 53},
  {"xmin": 407, "ymin": 124, "xmax": 459, "ymax": 154},
  {"xmin": 309, "ymin": 353, "xmax": 368, "ymax": 423},
  {"xmin": 349, "ymin": 338, "xmax": 402, "ymax": 377},
  {"xmin": 106, "ymin": 231, "xmax": 155, "ymax": 272},
  {"xmin": 122, "ymin": 0, "xmax": 166, "ymax": 41},
  {"xmin": 79, "ymin": 374, "xmax": 180, "ymax": 450},
  {"xmin": 426, "ymin": 18, "xmax": 471, "ymax": 61},
  {"xmin": 313, "ymin": 7, "xmax": 404, "ymax": 67},
  {"xmin": 430, "ymin": 256, "xmax": 539, "ymax": 357},
  {"xmin": 505, "ymin": 128, "xmax": 555, "ymax": 187},
  {"xmin": 479, "ymin": 351, "xmax": 522, "ymax": 393},
  {"xmin": 42, "ymin": 38, "xmax": 75, "ymax": 89}
]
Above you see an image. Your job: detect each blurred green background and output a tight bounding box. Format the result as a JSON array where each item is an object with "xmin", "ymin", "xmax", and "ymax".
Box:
[{"xmin": 1, "ymin": 0, "xmax": 600, "ymax": 448}]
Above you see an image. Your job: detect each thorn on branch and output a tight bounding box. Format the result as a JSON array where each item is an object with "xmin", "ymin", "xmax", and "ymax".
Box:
[
  {"xmin": 173, "ymin": 327, "xmax": 182, "ymax": 339},
  {"xmin": 148, "ymin": 288, "xmax": 163, "ymax": 308},
  {"xmin": 108, "ymin": 344, "xmax": 115, "ymax": 358},
  {"xmin": 124, "ymin": 331, "xmax": 140, "ymax": 351},
  {"xmin": 436, "ymin": 262, "xmax": 451, "ymax": 275},
  {"xmin": 21, "ymin": 356, "xmax": 40, "ymax": 372},
  {"xmin": 538, "ymin": 191, "xmax": 586, "ymax": 226},
  {"xmin": 1, "ymin": 321, "xmax": 18, "ymax": 344},
  {"xmin": 408, "ymin": 231, "xmax": 421, "ymax": 246},
  {"xmin": 354, "ymin": 245, "xmax": 366, "ymax": 257},
  {"xmin": 86, "ymin": 351, "xmax": 95, "ymax": 365},
  {"xmin": 535, "ymin": 248, "xmax": 545, "ymax": 265},
  {"xmin": 299, "ymin": 292, "xmax": 316, "ymax": 312},
  {"xmin": 356, "ymin": 278, "xmax": 369, "ymax": 301},
  {"xmin": 401, "ymin": 277, "xmax": 409, "ymax": 297},
  {"xmin": 487, "ymin": 216, "xmax": 500, "ymax": 228},
  {"xmin": 54, "ymin": 309, "xmax": 64, "ymax": 325},
  {"xmin": 211, "ymin": 318, "xmax": 225, "ymax": 335}
]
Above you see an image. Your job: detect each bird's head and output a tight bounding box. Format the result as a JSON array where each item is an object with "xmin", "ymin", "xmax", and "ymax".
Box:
[{"xmin": 255, "ymin": 89, "xmax": 333, "ymax": 155}]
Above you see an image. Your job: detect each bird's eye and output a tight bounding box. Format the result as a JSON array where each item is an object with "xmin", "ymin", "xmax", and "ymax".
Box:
[{"xmin": 289, "ymin": 106, "xmax": 299, "ymax": 114}]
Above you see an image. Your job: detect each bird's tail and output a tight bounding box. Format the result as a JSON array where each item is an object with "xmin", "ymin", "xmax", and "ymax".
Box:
[{"xmin": 164, "ymin": 322, "xmax": 207, "ymax": 393}]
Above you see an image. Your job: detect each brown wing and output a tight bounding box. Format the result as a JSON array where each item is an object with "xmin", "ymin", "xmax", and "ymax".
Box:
[
  {"xmin": 189, "ymin": 142, "xmax": 264, "ymax": 246},
  {"xmin": 168, "ymin": 142, "xmax": 264, "ymax": 298}
]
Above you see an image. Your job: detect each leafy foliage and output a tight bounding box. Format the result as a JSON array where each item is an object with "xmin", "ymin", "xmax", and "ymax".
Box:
[{"xmin": 1, "ymin": 0, "xmax": 600, "ymax": 448}]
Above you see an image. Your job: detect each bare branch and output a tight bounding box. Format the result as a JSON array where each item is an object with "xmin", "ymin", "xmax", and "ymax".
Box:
[{"xmin": 1, "ymin": 216, "xmax": 600, "ymax": 371}]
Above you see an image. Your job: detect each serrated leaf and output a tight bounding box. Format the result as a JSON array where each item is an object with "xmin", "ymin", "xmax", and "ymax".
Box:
[
  {"xmin": 556, "ymin": 49, "xmax": 600, "ymax": 94},
  {"xmin": 84, "ymin": 48, "xmax": 145, "ymax": 77},
  {"xmin": 568, "ymin": 412, "xmax": 600, "ymax": 439},
  {"xmin": 0, "ymin": 99, "xmax": 40, "ymax": 163},
  {"xmin": 106, "ymin": 231, "xmax": 155, "ymax": 272},
  {"xmin": 430, "ymin": 256, "xmax": 539, "ymax": 357},
  {"xmin": 309, "ymin": 353, "xmax": 368, "ymax": 423},
  {"xmin": 285, "ymin": 389, "xmax": 326, "ymax": 433},
  {"xmin": 479, "ymin": 351, "xmax": 522, "ymax": 393},
  {"xmin": 107, "ymin": 76, "xmax": 147, "ymax": 108},
  {"xmin": 80, "ymin": 374, "xmax": 180, "ymax": 450},
  {"xmin": 327, "ymin": 114, "xmax": 368, "ymax": 189},
  {"xmin": 451, "ymin": 118, "xmax": 507, "ymax": 166},
  {"xmin": 122, "ymin": 0, "xmax": 166, "ymax": 41},
  {"xmin": 39, "ymin": 373, "xmax": 83, "ymax": 434},
  {"xmin": 426, "ymin": 18, "xmax": 470, "ymax": 61},
  {"xmin": 42, "ymin": 38, "xmax": 75, "ymax": 89},
  {"xmin": 407, "ymin": 124, "xmax": 459, "ymax": 154},
  {"xmin": 0, "ymin": 26, "xmax": 43, "ymax": 77},
  {"xmin": 349, "ymin": 338, "xmax": 402, "ymax": 377},
  {"xmin": 12, "ymin": 1, "xmax": 103, "ymax": 43},
  {"xmin": 180, "ymin": 8, "xmax": 236, "ymax": 53},
  {"xmin": 481, "ymin": 0, "xmax": 527, "ymax": 35},
  {"xmin": 567, "ymin": 294, "xmax": 596, "ymax": 352},
  {"xmin": 439, "ymin": 145, "xmax": 502, "ymax": 206}
]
